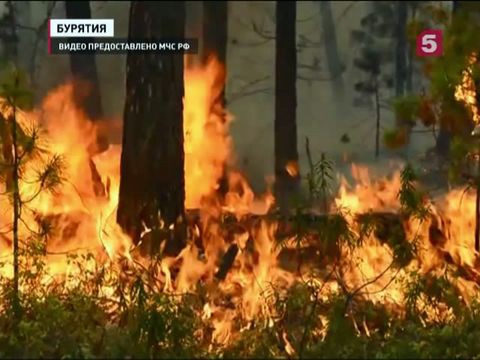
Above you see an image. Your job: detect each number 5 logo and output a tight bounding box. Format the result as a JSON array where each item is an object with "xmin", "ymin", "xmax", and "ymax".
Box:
[{"xmin": 416, "ymin": 29, "xmax": 443, "ymax": 57}]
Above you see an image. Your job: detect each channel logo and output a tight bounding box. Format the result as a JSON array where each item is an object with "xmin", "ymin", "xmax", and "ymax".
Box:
[{"xmin": 416, "ymin": 29, "xmax": 443, "ymax": 57}]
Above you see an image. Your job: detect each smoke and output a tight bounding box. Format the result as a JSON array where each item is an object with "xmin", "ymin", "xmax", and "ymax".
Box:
[{"xmin": 20, "ymin": 1, "xmax": 435, "ymax": 193}]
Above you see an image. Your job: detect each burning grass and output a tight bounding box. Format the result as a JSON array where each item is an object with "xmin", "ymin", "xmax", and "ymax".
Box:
[{"xmin": 1, "ymin": 58, "xmax": 480, "ymax": 358}]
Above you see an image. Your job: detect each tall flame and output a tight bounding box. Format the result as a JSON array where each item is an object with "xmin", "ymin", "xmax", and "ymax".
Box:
[{"xmin": 184, "ymin": 56, "xmax": 232, "ymax": 208}]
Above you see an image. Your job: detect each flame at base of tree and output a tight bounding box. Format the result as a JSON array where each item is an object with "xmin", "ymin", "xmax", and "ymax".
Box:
[{"xmin": 1, "ymin": 56, "xmax": 480, "ymax": 350}]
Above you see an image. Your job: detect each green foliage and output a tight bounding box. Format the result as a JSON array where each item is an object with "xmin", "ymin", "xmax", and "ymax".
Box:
[
  {"xmin": 383, "ymin": 127, "xmax": 409, "ymax": 150},
  {"xmin": 0, "ymin": 253, "xmax": 204, "ymax": 359},
  {"xmin": 0, "ymin": 66, "xmax": 61, "ymax": 199},
  {"xmin": 448, "ymin": 136, "xmax": 473, "ymax": 182},
  {"xmin": 404, "ymin": 269, "xmax": 465, "ymax": 324},
  {"xmin": 34, "ymin": 154, "xmax": 66, "ymax": 195},
  {"xmin": 396, "ymin": 4, "xmax": 480, "ymax": 156},
  {"xmin": 0, "ymin": 290, "xmax": 202, "ymax": 358},
  {"xmin": 0, "ymin": 66, "xmax": 34, "ymax": 110},
  {"xmin": 306, "ymin": 152, "xmax": 334, "ymax": 208},
  {"xmin": 351, "ymin": 1, "xmax": 400, "ymax": 103},
  {"xmin": 393, "ymin": 95, "xmax": 421, "ymax": 127},
  {"xmin": 398, "ymin": 164, "xmax": 430, "ymax": 220},
  {"xmin": 320, "ymin": 211, "xmax": 357, "ymax": 250}
]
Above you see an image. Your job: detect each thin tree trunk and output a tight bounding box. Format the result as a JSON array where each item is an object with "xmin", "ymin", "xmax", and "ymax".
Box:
[
  {"xmin": 202, "ymin": 1, "xmax": 229, "ymax": 196},
  {"xmin": 7, "ymin": 4, "xmax": 20, "ymax": 320},
  {"xmin": 395, "ymin": 1, "xmax": 408, "ymax": 157},
  {"xmin": 406, "ymin": 4, "xmax": 417, "ymax": 94},
  {"xmin": 453, "ymin": 0, "xmax": 460, "ymax": 13},
  {"xmin": 13, "ymin": 1, "xmax": 32, "ymax": 75},
  {"xmin": 275, "ymin": 1, "xmax": 300, "ymax": 213},
  {"xmin": 318, "ymin": 1, "xmax": 344, "ymax": 98},
  {"xmin": 375, "ymin": 80, "xmax": 380, "ymax": 159},
  {"xmin": 475, "ymin": 179, "xmax": 480, "ymax": 251},
  {"xmin": 117, "ymin": 1, "xmax": 186, "ymax": 256},
  {"xmin": 462, "ymin": 0, "xmax": 480, "ymax": 252},
  {"xmin": 1, "ymin": 1, "xmax": 17, "ymax": 62},
  {"xmin": 11, "ymin": 82, "xmax": 20, "ymax": 319},
  {"xmin": 395, "ymin": 1, "xmax": 407, "ymax": 101},
  {"xmin": 436, "ymin": 0, "xmax": 460, "ymax": 157},
  {"xmin": 65, "ymin": 1, "xmax": 107, "ymax": 153}
]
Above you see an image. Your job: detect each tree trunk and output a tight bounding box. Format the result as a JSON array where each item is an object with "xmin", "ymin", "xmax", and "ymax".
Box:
[
  {"xmin": 275, "ymin": 1, "xmax": 300, "ymax": 213},
  {"xmin": 0, "ymin": 1, "xmax": 17, "ymax": 63},
  {"xmin": 375, "ymin": 79, "xmax": 380, "ymax": 159},
  {"xmin": 117, "ymin": 1, "xmax": 186, "ymax": 256},
  {"xmin": 318, "ymin": 1, "xmax": 344, "ymax": 98},
  {"xmin": 202, "ymin": 0, "xmax": 227, "ymax": 108},
  {"xmin": 475, "ymin": 180, "xmax": 480, "ymax": 251},
  {"xmin": 14, "ymin": 1, "xmax": 31, "ymax": 70},
  {"xmin": 11, "ymin": 93, "xmax": 20, "ymax": 319},
  {"xmin": 202, "ymin": 1, "xmax": 229, "ymax": 196},
  {"xmin": 436, "ymin": 0, "xmax": 460, "ymax": 157},
  {"xmin": 395, "ymin": 1, "xmax": 407, "ymax": 101},
  {"xmin": 65, "ymin": 1, "xmax": 107, "ymax": 153},
  {"xmin": 202, "ymin": 1, "xmax": 227, "ymax": 68},
  {"xmin": 453, "ymin": 0, "xmax": 460, "ymax": 13},
  {"xmin": 406, "ymin": 4, "xmax": 417, "ymax": 94},
  {"xmin": 395, "ymin": 1, "xmax": 409, "ymax": 156}
]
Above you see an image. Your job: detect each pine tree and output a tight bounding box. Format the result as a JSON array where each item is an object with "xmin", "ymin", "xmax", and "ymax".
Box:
[{"xmin": 0, "ymin": 65, "xmax": 65, "ymax": 318}]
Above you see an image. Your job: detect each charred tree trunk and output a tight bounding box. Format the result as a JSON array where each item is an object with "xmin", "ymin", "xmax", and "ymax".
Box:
[
  {"xmin": 117, "ymin": 1, "xmax": 186, "ymax": 256},
  {"xmin": 318, "ymin": 1, "xmax": 344, "ymax": 98},
  {"xmin": 65, "ymin": 1, "xmax": 107, "ymax": 153},
  {"xmin": 275, "ymin": 1, "xmax": 300, "ymax": 213},
  {"xmin": 202, "ymin": 1, "xmax": 229, "ymax": 196},
  {"xmin": 202, "ymin": 1, "xmax": 227, "ymax": 109},
  {"xmin": 203, "ymin": 1, "xmax": 227, "ymax": 70}
]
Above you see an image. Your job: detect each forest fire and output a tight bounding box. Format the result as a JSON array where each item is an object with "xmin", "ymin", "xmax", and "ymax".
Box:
[{"xmin": 1, "ymin": 55, "xmax": 480, "ymax": 352}]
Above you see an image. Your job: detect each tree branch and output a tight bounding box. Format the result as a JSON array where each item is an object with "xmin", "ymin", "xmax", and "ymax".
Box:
[
  {"xmin": 251, "ymin": 19, "xmax": 275, "ymax": 40},
  {"xmin": 227, "ymin": 87, "xmax": 273, "ymax": 104},
  {"xmin": 227, "ymin": 75, "xmax": 272, "ymax": 103},
  {"xmin": 297, "ymin": 73, "xmax": 336, "ymax": 82}
]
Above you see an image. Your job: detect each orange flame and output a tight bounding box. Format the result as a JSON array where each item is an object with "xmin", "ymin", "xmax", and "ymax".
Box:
[
  {"xmin": 285, "ymin": 160, "xmax": 299, "ymax": 177},
  {"xmin": 455, "ymin": 53, "xmax": 479, "ymax": 125},
  {"xmin": 184, "ymin": 56, "xmax": 232, "ymax": 209}
]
